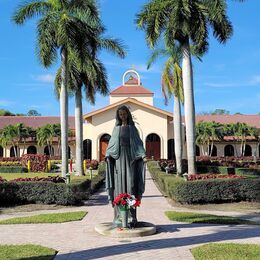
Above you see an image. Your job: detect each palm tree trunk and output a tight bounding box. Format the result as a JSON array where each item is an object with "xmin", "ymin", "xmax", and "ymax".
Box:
[
  {"xmin": 75, "ymin": 87, "xmax": 84, "ymax": 176},
  {"xmin": 60, "ymin": 47, "xmax": 69, "ymax": 177},
  {"xmin": 182, "ymin": 40, "xmax": 196, "ymax": 174},
  {"xmin": 173, "ymin": 95, "xmax": 183, "ymax": 175},
  {"xmin": 210, "ymin": 141, "xmax": 214, "ymax": 156}
]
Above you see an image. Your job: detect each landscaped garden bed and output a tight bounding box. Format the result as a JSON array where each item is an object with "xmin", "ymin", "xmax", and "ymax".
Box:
[
  {"xmin": 148, "ymin": 161, "xmax": 260, "ymax": 204},
  {"xmin": 0, "ymin": 162, "xmax": 106, "ymax": 206}
]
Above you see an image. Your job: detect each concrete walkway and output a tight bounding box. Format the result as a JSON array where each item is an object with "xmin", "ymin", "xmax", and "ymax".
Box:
[{"xmin": 0, "ymin": 171, "xmax": 260, "ymax": 259}]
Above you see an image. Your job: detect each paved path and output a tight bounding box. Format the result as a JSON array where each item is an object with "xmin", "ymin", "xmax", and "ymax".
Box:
[{"xmin": 0, "ymin": 171, "xmax": 260, "ymax": 259}]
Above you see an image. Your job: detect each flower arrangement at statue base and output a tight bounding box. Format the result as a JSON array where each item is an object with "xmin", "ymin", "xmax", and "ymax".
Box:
[{"xmin": 113, "ymin": 193, "xmax": 141, "ymax": 228}]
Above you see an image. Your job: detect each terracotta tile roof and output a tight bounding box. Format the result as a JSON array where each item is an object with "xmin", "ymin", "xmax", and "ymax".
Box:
[
  {"xmin": 195, "ymin": 115, "xmax": 260, "ymax": 129},
  {"xmin": 0, "ymin": 116, "xmax": 75, "ymax": 129},
  {"xmin": 110, "ymin": 77, "xmax": 154, "ymax": 95}
]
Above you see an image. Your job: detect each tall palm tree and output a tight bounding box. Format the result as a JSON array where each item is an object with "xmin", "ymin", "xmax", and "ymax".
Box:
[
  {"xmin": 136, "ymin": 0, "xmax": 243, "ymax": 174},
  {"xmin": 147, "ymin": 44, "xmax": 184, "ymax": 175},
  {"xmin": 0, "ymin": 124, "xmax": 20, "ymax": 157},
  {"xmin": 13, "ymin": 0, "xmax": 102, "ymax": 177},
  {"xmin": 55, "ymin": 42, "xmax": 125, "ymax": 175}
]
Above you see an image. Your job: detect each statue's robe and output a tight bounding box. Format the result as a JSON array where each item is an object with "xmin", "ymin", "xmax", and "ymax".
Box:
[{"xmin": 105, "ymin": 125, "xmax": 146, "ymax": 203}]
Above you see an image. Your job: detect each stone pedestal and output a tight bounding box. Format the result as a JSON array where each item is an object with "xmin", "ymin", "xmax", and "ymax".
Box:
[{"xmin": 95, "ymin": 222, "xmax": 156, "ymax": 238}]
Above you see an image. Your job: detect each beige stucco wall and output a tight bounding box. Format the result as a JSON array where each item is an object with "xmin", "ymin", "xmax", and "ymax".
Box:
[
  {"xmin": 83, "ymin": 101, "xmax": 170, "ymax": 160},
  {"xmin": 110, "ymin": 95, "xmax": 153, "ymax": 106}
]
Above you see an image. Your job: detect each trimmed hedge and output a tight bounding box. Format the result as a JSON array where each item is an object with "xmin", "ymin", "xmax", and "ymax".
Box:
[
  {"xmin": 197, "ymin": 165, "xmax": 260, "ymax": 175},
  {"xmin": 148, "ymin": 161, "xmax": 260, "ymax": 204},
  {"xmin": 0, "ymin": 166, "xmax": 28, "ymax": 173},
  {"xmin": 0, "ymin": 162, "xmax": 106, "ymax": 206}
]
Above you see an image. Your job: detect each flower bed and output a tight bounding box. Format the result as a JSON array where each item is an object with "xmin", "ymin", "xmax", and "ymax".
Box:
[
  {"xmin": 21, "ymin": 154, "xmax": 48, "ymax": 172},
  {"xmin": 84, "ymin": 159, "xmax": 99, "ymax": 170},
  {"xmin": 196, "ymin": 156, "xmax": 260, "ymax": 169},
  {"xmin": 186, "ymin": 174, "xmax": 245, "ymax": 181}
]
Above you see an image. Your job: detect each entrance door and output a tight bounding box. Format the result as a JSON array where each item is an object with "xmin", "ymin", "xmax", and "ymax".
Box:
[
  {"xmin": 99, "ymin": 134, "xmax": 111, "ymax": 161},
  {"xmin": 146, "ymin": 133, "xmax": 161, "ymax": 160}
]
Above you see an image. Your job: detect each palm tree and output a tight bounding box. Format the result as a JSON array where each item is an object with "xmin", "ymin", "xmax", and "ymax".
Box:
[
  {"xmin": 13, "ymin": 0, "xmax": 102, "ymax": 177},
  {"xmin": 196, "ymin": 121, "xmax": 223, "ymax": 156},
  {"xmin": 0, "ymin": 124, "xmax": 20, "ymax": 157},
  {"xmin": 36, "ymin": 124, "xmax": 61, "ymax": 156},
  {"xmin": 147, "ymin": 44, "xmax": 184, "ymax": 175},
  {"xmin": 55, "ymin": 44, "xmax": 126, "ymax": 176},
  {"xmin": 136, "ymin": 0, "xmax": 243, "ymax": 174}
]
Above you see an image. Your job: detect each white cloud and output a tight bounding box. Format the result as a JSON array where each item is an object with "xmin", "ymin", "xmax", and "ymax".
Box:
[
  {"xmin": 249, "ymin": 76, "xmax": 260, "ymax": 85},
  {"xmin": 203, "ymin": 75, "xmax": 260, "ymax": 88},
  {"xmin": 33, "ymin": 74, "xmax": 55, "ymax": 83},
  {"xmin": 0, "ymin": 100, "xmax": 15, "ymax": 107}
]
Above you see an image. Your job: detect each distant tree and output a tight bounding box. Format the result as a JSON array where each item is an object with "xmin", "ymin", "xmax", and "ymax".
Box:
[
  {"xmin": 0, "ymin": 109, "xmax": 15, "ymax": 116},
  {"xmin": 212, "ymin": 109, "xmax": 230, "ymax": 115},
  {"xmin": 27, "ymin": 110, "xmax": 41, "ymax": 116},
  {"xmin": 15, "ymin": 113, "xmax": 26, "ymax": 116},
  {"xmin": 234, "ymin": 112, "xmax": 243, "ymax": 115}
]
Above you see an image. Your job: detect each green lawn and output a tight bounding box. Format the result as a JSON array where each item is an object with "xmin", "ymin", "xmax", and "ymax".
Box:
[
  {"xmin": 0, "ymin": 244, "xmax": 57, "ymax": 260},
  {"xmin": 165, "ymin": 211, "xmax": 260, "ymax": 225},
  {"xmin": 0, "ymin": 211, "xmax": 87, "ymax": 224},
  {"xmin": 0, "ymin": 171, "xmax": 98, "ymax": 183},
  {"xmin": 191, "ymin": 243, "xmax": 260, "ymax": 260}
]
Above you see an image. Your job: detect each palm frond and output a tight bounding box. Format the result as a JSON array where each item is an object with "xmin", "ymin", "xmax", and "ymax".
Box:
[
  {"xmin": 12, "ymin": 1, "xmax": 51, "ymax": 25},
  {"xmin": 98, "ymin": 38, "xmax": 127, "ymax": 58}
]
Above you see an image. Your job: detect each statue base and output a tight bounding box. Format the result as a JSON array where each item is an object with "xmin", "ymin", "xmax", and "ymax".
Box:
[{"xmin": 95, "ymin": 222, "xmax": 156, "ymax": 238}]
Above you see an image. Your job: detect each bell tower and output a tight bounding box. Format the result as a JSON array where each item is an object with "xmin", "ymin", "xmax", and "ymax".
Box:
[{"xmin": 110, "ymin": 69, "xmax": 154, "ymax": 105}]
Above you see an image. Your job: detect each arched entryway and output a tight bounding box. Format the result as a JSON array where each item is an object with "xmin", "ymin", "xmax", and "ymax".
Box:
[
  {"xmin": 208, "ymin": 145, "xmax": 217, "ymax": 156},
  {"xmin": 244, "ymin": 144, "xmax": 252, "ymax": 156},
  {"xmin": 100, "ymin": 134, "xmax": 111, "ymax": 161},
  {"xmin": 44, "ymin": 146, "xmax": 54, "ymax": 156},
  {"xmin": 10, "ymin": 146, "xmax": 19, "ymax": 157},
  {"xmin": 27, "ymin": 145, "xmax": 37, "ymax": 154},
  {"xmin": 224, "ymin": 145, "xmax": 234, "ymax": 157},
  {"xmin": 196, "ymin": 145, "xmax": 200, "ymax": 156},
  {"xmin": 168, "ymin": 139, "xmax": 175, "ymax": 160},
  {"xmin": 146, "ymin": 133, "xmax": 161, "ymax": 160},
  {"xmin": 0, "ymin": 146, "xmax": 3, "ymax": 157},
  {"xmin": 83, "ymin": 139, "xmax": 92, "ymax": 160}
]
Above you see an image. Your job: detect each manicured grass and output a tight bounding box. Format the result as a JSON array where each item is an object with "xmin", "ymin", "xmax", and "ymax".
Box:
[
  {"xmin": 191, "ymin": 243, "xmax": 260, "ymax": 260},
  {"xmin": 0, "ymin": 244, "xmax": 57, "ymax": 260},
  {"xmin": 165, "ymin": 211, "xmax": 260, "ymax": 225},
  {"xmin": 0, "ymin": 211, "xmax": 87, "ymax": 224}
]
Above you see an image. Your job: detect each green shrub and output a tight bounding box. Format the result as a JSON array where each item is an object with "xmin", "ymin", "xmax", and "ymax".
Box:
[
  {"xmin": 197, "ymin": 165, "xmax": 235, "ymax": 174},
  {"xmin": 0, "ymin": 162, "xmax": 106, "ymax": 206},
  {"xmin": 148, "ymin": 161, "xmax": 260, "ymax": 204},
  {"xmin": 235, "ymin": 168, "xmax": 260, "ymax": 176},
  {"xmin": 0, "ymin": 166, "xmax": 28, "ymax": 173}
]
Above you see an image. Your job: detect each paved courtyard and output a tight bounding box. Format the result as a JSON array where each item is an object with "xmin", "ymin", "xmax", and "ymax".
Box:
[{"xmin": 0, "ymin": 170, "xmax": 260, "ymax": 259}]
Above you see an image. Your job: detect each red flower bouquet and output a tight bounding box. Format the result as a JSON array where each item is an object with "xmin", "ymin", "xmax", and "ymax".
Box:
[{"xmin": 113, "ymin": 193, "xmax": 141, "ymax": 209}]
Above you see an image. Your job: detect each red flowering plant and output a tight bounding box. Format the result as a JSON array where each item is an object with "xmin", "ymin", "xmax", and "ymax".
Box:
[{"xmin": 113, "ymin": 193, "xmax": 141, "ymax": 210}]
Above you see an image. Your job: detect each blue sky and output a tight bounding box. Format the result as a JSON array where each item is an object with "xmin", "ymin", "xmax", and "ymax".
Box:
[{"xmin": 0, "ymin": 0, "xmax": 259, "ymax": 116}]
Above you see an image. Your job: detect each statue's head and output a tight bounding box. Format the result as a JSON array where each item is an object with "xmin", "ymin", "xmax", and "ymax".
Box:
[{"xmin": 115, "ymin": 105, "xmax": 135, "ymax": 126}]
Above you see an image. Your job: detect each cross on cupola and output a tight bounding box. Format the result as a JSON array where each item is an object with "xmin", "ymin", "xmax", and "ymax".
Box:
[{"xmin": 109, "ymin": 69, "xmax": 154, "ymax": 105}]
